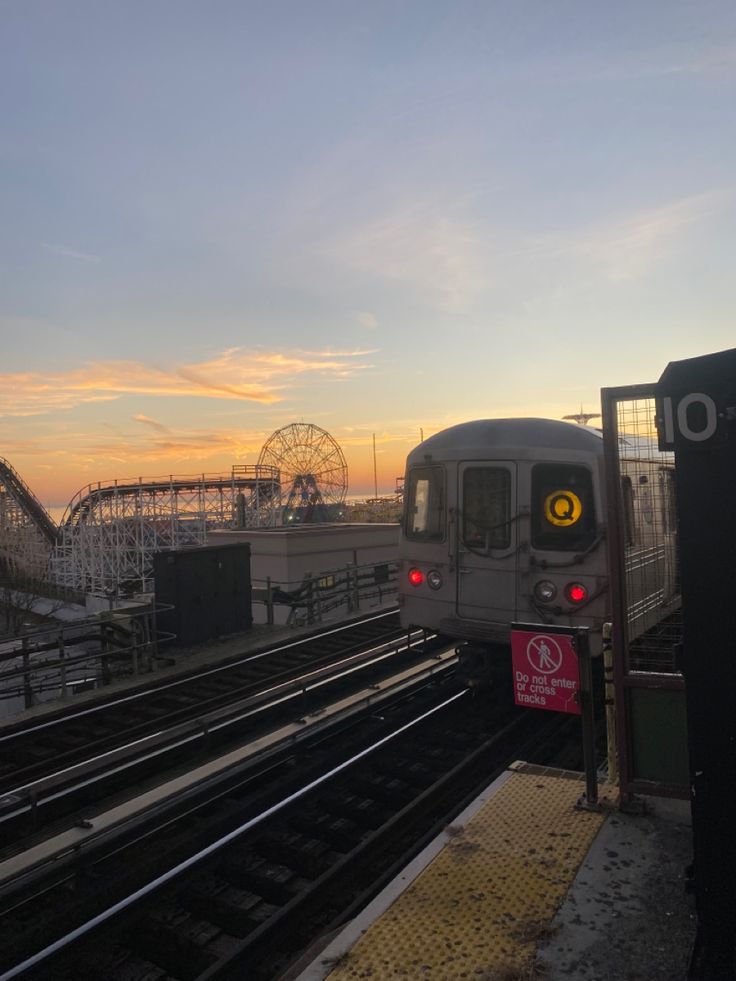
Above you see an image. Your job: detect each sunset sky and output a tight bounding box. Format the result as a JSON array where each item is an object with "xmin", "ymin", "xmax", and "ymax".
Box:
[{"xmin": 2, "ymin": 2, "xmax": 735, "ymax": 507}]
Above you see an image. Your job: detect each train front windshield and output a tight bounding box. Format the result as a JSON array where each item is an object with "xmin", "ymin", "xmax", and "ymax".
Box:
[
  {"xmin": 462, "ymin": 467, "xmax": 511, "ymax": 550},
  {"xmin": 530, "ymin": 463, "xmax": 596, "ymax": 551}
]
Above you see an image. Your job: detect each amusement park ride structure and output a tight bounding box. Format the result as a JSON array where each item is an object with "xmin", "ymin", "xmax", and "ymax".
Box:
[
  {"xmin": 0, "ymin": 424, "xmax": 359, "ymax": 597},
  {"xmin": 257, "ymin": 422, "xmax": 348, "ymax": 522}
]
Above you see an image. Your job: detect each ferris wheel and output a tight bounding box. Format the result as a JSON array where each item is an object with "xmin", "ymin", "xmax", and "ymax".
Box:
[{"xmin": 257, "ymin": 423, "xmax": 348, "ymax": 511}]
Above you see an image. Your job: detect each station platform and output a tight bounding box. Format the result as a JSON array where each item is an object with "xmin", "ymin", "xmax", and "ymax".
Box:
[{"xmin": 291, "ymin": 764, "xmax": 695, "ymax": 981}]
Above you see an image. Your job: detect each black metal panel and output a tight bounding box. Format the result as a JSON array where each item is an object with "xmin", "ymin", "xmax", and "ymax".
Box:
[
  {"xmin": 154, "ymin": 544, "xmax": 252, "ymax": 647},
  {"xmin": 657, "ymin": 347, "xmax": 736, "ymax": 980}
]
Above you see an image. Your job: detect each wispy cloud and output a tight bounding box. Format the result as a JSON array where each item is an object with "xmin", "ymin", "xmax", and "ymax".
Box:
[
  {"xmin": 0, "ymin": 347, "xmax": 376, "ymax": 417},
  {"xmin": 356, "ymin": 311, "xmax": 378, "ymax": 329},
  {"xmin": 7, "ymin": 424, "xmax": 273, "ymax": 495},
  {"xmin": 536, "ymin": 189, "xmax": 732, "ymax": 283},
  {"xmin": 598, "ymin": 42, "xmax": 736, "ymax": 81},
  {"xmin": 80, "ymin": 429, "xmax": 262, "ymax": 467},
  {"xmin": 323, "ymin": 188, "xmax": 729, "ymax": 312},
  {"xmin": 133, "ymin": 414, "xmax": 169, "ymax": 432},
  {"xmin": 324, "ymin": 200, "xmax": 488, "ymax": 314},
  {"xmin": 41, "ymin": 243, "xmax": 101, "ymax": 263},
  {"xmin": 502, "ymin": 40, "xmax": 736, "ymax": 88}
]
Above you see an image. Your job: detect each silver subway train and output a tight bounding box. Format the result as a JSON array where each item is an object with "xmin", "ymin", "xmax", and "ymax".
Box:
[{"xmin": 398, "ymin": 418, "xmax": 678, "ymax": 657}]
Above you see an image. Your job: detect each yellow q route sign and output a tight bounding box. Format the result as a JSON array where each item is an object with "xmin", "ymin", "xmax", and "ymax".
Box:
[{"xmin": 544, "ymin": 489, "xmax": 583, "ymax": 527}]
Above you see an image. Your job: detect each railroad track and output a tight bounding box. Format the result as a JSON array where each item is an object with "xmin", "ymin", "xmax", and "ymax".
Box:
[
  {"xmin": 0, "ymin": 612, "xmax": 446, "ymax": 849},
  {"xmin": 0, "ymin": 611, "xmax": 404, "ymax": 790},
  {"xmin": 0, "ymin": 660, "xmax": 581, "ymax": 981}
]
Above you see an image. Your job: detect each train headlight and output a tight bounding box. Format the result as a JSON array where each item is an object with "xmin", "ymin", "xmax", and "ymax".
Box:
[
  {"xmin": 533, "ymin": 580, "xmax": 557, "ymax": 603},
  {"xmin": 408, "ymin": 568, "xmax": 424, "ymax": 586},
  {"xmin": 427, "ymin": 570, "xmax": 443, "ymax": 590},
  {"xmin": 565, "ymin": 582, "xmax": 588, "ymax": 604}
]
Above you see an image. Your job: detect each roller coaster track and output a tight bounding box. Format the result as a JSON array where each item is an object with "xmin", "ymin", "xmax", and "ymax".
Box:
[
  {"xmin": 60, "ymin": 468, "xmax": 280, "ymax": 527},
  {"xmin": 0, "ymin": 458, "xmax": 58, "ymax": 546},
  {"xmin": 0, "ymin": 461, "xmax": 282, "ymax": 595},
  {"xmin": 0, "ymin": 458, "xmax": 59, "ymax": 581}
]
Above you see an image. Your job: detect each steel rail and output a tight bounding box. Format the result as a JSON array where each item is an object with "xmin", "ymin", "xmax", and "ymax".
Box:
[
  {"xmin": 0, "ymin": 689, "xmax": 468, "ymax": 981},
  {"xmin": 0, "ymin": 609, "xmax": 399, "ymax": 744},
  {"xmin": 0, "ymin": 644, "xmax": 458, "ymax": 894},
  {"xmin": 0, "ymin": 628, "xmax": 435, "ymax": 826}
]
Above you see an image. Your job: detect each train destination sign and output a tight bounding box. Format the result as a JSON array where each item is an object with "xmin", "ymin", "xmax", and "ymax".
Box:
[
  {"xmin": 511, "ymin": 628, "xmax": 581, "ymax": 715},
  {"xmin": 543, "ymin": 489, "xmax": 582, "ymax": 527}
]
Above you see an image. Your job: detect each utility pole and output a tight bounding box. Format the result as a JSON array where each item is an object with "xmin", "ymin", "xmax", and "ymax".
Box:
[{"xmin": 372, "ymin": 433, "xmax": 378, "ymax": 498}]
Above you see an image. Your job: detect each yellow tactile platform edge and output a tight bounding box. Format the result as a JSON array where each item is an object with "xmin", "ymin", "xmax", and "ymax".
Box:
[{"xmin": 326, "ymin": 770, "xmax": 611, "ymax": 980}]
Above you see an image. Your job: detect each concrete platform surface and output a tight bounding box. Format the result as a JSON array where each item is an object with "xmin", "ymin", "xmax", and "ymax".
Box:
[
  {"xmin": 538, "ymin": 794, "xmax": 695, "ymax": 980},
  {"xmin": 289, "ymin": 770, "xmax": 695, "ymax": 981}
]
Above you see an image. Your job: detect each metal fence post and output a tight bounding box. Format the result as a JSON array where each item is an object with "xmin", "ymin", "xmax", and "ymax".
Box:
[
  {"xmin": 576, "ymin": 628, "xmax": 599, "ymax": 809},
  {"xmin": 142, "ymin": 610, "xmax": 153, "ymax": 672},
  {"xmin": 130, "ymin": 619, "xmax": 140, "ymax": 676},
  {"xmin": 602, "ymin": 622, "xmax": 618, "ymax": 786},
  {"xmin": 22, "ymin": 637, "xmax": 33, "ymax": 709},
  {"xmin": 58, "ymin": 632, "xmax": 67, "ymax": 698},
  {"xmin": 266, "ymin": 577, "xmax": 274, "ymax": 625},
  {"xmin": 101, "ymin": 628, "xmax": 112, "ymax": 687},
  {"xmin": 345, "ymin": 565, "xmax": 353, "ymax": 611},
  {"xmin": 152, "ymin": 602, "xmax": 160, "ymax": 662},
  {"xmin": 305, "ymin": 572, "xmax": 314, "ymax": 624}
]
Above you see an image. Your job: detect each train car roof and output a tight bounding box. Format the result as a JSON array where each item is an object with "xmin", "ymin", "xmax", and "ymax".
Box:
[{"xmin": 407, "ymin": 418, "xmax": 605, "ymax": 463}]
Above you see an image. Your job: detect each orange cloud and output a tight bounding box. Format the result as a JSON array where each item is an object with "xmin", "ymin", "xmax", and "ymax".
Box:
[
  {"xmin": 132, "ymin": 414, "xmax": 169, "ymax": 432},
  {"xmin": 14, "ymin": 427, "xmax": 268, "ymax": 502},
  {"xmin": 0, "ymin": 347, "xmax": 376, "ymax": 417}
]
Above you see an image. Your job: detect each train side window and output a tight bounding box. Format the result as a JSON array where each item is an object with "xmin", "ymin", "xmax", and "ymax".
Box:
[
  {"xmin": 622, "ymin": 476, "xmax": 636, "ymax": 546},
  {"xmin": 462, "ymin": 467, "xmax": 511, "ymax": 550},
  {"xmin": 531, "ymin": 463, "xmax": 596, "ymax": 552},
  {"xmin": 404, "ymin": 466, "xmax": 445, "ymax": 541}
]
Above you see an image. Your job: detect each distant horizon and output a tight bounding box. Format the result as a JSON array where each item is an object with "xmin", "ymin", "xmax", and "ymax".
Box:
[
  {"xmin": 30, "ymin": 408, "xmax": 605, "ymax": 508},
  {"xmin": 42, "ymin": 488, "xmax": 404, "ymax": 518}
]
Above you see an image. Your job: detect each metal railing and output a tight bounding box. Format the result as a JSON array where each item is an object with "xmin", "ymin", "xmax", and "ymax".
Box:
[
  {"xmin": 253, "ymin": 560, "xmax": 398, "ymax": 627},
  {"xmin": 0, "ymin": 604, "xmax": 171, "ymax": 711},
  {"xmin": 0, "ymin": 559, "xmax": 399, "ymax": 712}
]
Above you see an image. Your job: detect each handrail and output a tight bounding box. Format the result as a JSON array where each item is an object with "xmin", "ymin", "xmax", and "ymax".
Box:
[{"xmin": 253, "ymin": 559, "xmax": 398, "ymax": 626}]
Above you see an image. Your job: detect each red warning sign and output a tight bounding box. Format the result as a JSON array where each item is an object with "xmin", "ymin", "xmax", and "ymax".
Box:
[{"xmin": 510, "ymin": 629, "xmax": 581, "ymax": 715}]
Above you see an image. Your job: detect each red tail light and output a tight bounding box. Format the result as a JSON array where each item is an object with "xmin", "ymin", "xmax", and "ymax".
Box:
[
  {"xmin": 408, "ymin": 568, "xmax": 424, "ymax": 586},
  {"xmin": 565, "ymin": 582, "xmax": 588, "ymax": 604}
]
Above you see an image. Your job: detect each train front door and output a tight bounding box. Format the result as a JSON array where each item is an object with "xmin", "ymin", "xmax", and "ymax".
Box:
[{"xmin": 456, "ymin": 463, "xmax": 518, "ymax": 623}]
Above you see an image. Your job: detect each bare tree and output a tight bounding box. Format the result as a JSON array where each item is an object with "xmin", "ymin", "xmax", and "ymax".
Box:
[{"xmin": 0, "ymin": 561, "xmax": 63, "ymax": 639}]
